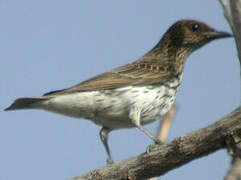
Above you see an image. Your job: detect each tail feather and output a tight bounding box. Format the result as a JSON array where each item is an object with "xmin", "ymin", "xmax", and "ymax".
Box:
[{"xmin": 4, "ymin": 98, "xmax": 46, "ymax": 111}]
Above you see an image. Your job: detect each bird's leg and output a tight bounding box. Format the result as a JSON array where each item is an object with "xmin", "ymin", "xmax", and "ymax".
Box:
[
  {"xmin": 129, "ymin": 106, "xmax": 163, "ymax": 145},
  {"xmin": 99, "ymin": 127, "xmax": 113, "ymax": 165}
]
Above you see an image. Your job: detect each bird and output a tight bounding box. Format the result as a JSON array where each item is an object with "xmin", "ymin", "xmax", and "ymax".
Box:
[{"xmin": 5, "ymin": 20, "xmax": 232, "ymax": 164}]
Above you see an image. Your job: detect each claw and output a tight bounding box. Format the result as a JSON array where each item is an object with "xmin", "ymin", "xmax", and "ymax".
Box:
[
  {"xmin": 107, "ymin": 158, "xmax": 114, "ymax": 165},
  {"xmin": 146, "ymin": 142, "xmax": 164, "ymax": 154},
  {"xmin": 154, "ymin": 138, "xmax": 163, "ymax": 145}
]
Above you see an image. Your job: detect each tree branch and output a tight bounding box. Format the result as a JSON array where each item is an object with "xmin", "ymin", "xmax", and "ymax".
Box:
[
  {"xmin": 219, "ymin": 1, "xmax": 241, "ymax": 179},
  {"xmin": 219, "ymin": 0, "xmax": 234, "ymax": 30},
  {"xmin": 224, "ymin": 134, "xmax": 241, "ymax": 180},
  {"xmin": 224, "ymin": 158, "xmax": 241, "ymax": 180},
  {"xmin": 230, "ymin": 0, "xmax": 241, "ymax": 65},
  {"xmin": 70, "ymin": 107, "xmax": 241, "ymax": 180}
]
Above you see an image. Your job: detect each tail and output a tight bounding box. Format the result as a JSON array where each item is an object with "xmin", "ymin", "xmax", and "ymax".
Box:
[{"xmin": 4, "ymin": 98, "xmax": 46, "ymax": 111}]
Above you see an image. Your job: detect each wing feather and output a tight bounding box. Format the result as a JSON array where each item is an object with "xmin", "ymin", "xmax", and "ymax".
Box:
[{"xmin": 42, "ymin": 57, "xmax": 176, "ymax": 98}]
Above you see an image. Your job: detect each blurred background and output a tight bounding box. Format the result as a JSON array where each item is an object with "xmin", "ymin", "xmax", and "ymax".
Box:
[{"xmin": 0, "ymin": 1, "xmax": 238, "ymax": 180}]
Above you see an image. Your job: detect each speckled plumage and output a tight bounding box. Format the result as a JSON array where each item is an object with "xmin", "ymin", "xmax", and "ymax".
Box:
[{"xmin": 5, "ymin": 20, "xmax": 232, "ymax": 164}]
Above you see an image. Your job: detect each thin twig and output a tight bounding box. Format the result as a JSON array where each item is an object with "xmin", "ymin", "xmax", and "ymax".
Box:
[
  {"xmin": 157, "ymin": 105, "xmax": 177, "ymax": 142},
  {"xmin": 230, "ymin": 0, "xmax": 241, "ymax": 65},
  {"xmin": 219, "ymin": 0, "xmax": 234, "ymax": 30}
]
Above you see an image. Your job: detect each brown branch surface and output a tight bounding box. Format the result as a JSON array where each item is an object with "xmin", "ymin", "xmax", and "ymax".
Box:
[
  {"xmin": 71, "ymin": 107, "xmax": 241, "ymax": 180},
  {"xmin": 224, "ymin": 134, "xmax": 241, "ymax": 180},
  {"xmin": 224, "ymin": 158, "xmax": 241, "ymax": 180}
]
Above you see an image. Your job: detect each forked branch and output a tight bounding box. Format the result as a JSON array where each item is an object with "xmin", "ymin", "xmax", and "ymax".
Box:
[{"xmin": 71, "ymin": 107, "xmax": 241, "ymax": 180}]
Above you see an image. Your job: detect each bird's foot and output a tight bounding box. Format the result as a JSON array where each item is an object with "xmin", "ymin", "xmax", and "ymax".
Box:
[
  {"xmin": 154, "ymin": 138, "xmax": 163, "ymax": 145},
  {"xmin": 146, "ymin": 140, "xmax": 164, "ymax": 154},
  {"xmin": 106, "ymin": 158, "xmax": 114, "ymax": 166}
]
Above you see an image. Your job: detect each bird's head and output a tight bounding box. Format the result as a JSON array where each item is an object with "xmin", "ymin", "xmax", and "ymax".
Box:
[
  {"xmin": 172, "ymin": 20, "xmax": 231, "ymax": 48},
  {"xmin": 157, "ymin": 20, "xmax": 232, "ymax": 58}
]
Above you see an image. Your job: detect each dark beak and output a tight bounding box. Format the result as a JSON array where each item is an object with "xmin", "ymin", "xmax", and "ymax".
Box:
[{"xmin": 205, "ymin": 30, "xmax": 233, "ymax": 40}]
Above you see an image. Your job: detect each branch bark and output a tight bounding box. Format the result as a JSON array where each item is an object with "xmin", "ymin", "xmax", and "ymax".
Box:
[
  {"xmin": 224, "ymin": 134, "xmax": 241, "ymax": 180},
  {"xmin": 225, "ymin": 158, "xmax": 241, "ymax": 180},
  {"xmin": 70, "ymin": 107, "xmax": 241, "ymax": 180}
]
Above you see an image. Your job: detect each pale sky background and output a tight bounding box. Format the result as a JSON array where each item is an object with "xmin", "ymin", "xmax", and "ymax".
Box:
[{"xmin": 0, "ymin": 1, "xmax": 239, "ymax": 180}]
